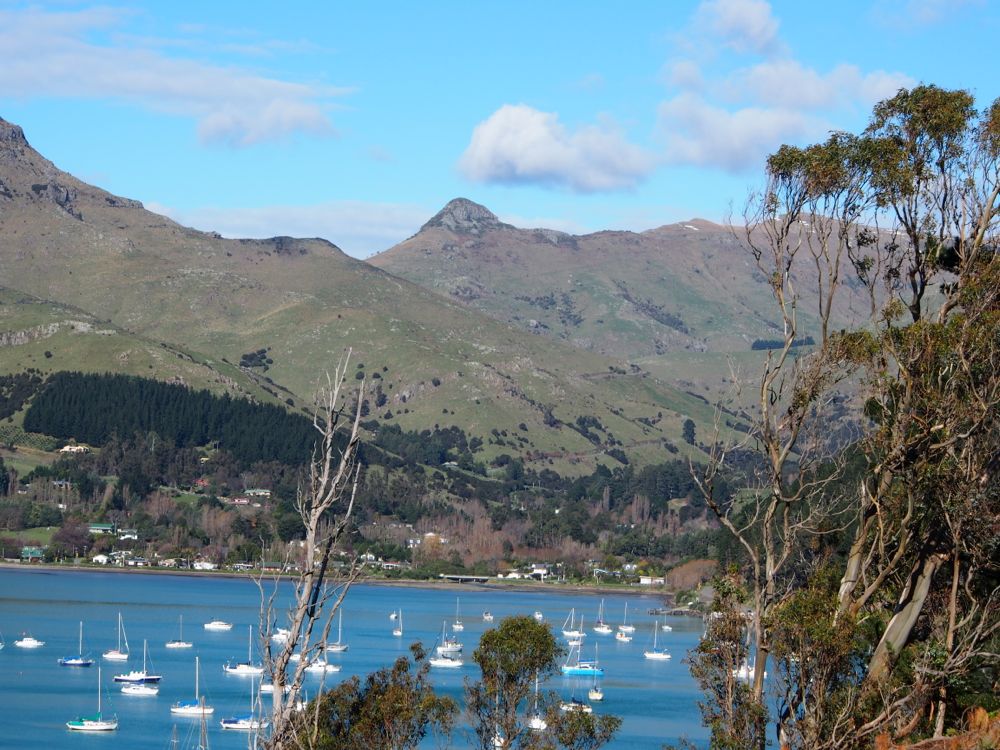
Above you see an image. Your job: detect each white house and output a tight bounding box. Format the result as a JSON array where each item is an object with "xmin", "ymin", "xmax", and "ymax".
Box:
[
  {"xmin": 91, "ymin": 554, "xmax": 109, "ymax": 565},
  {"xmin": 193, "ymin": 560, "xmax": 217, "ymax": 571}
]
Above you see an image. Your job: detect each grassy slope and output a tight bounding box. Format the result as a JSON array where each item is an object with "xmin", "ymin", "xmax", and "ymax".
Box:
[
  {"xmin": 0, "ymin": 124, "xmax": 731, "ymax": 473},
  {"xmin": 370, "ymin": 211, "xmax": 867, "ymax": 407}
]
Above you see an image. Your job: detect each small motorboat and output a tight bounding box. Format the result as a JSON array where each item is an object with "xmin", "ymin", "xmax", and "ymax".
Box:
[{"xmin": 14, "ymin": 633, "xmax": 44, "ymax": 648}]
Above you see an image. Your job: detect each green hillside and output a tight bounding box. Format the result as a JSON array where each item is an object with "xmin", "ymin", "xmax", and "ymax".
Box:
[{"xmin": 0, "ymin": 119, "xmax": 734, "ymax": 473}]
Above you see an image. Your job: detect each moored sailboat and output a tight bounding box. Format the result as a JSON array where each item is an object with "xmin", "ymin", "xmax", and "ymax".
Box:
[
  {"xmin": 113, "ymin": 639, "xmax": 162, "ymax": 682},
  {"xmin": 435, "ymin": 620, "xmax": 462, "ymax": 655},
  {"xmin": 327, "ymin": 609, "xmax": 348, "ymax": 653},
  {"xmin": 171, "ymin": 656, "xmax": 214, "ymax": 715},
  {"xmin": 59, "ymin": 621, "xmax": 95, "ymax": 667},
  {"xmin": 220, "ymin": 680, "xmax": 269, "ymax": 731},
  {"xmin": 643, "ymin": 624, "xmax": 671, "ymax": 661},
  {"xmin": 593, "ymin": 600, "xmax": 612, "ymax": 635},
  {"xmin": 618, "ymin": 601, "xmax": 635, "ymax": 634},
  {"xmin": 66, "ymin": 663, "xmax": 118, "ymax": 731},
  {"xmin": 223, "ymin": 625, "xmax": 264, "ymax": 675},
  {"xmin": 588, "ymin": 645, "xmax": 604, "ymax": 701},
  {"xmin": 103, "ymin": 612, "xmax": 130, "ymax": 661},
  {"xmin": 165, "ymin": 615, "xmax": 193, "ymax": 649}
]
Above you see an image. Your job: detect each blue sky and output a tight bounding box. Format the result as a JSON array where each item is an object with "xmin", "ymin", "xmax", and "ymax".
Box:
[{"xmin": 0, "ymin": 0, "xmax": 994, "ymax": 257}]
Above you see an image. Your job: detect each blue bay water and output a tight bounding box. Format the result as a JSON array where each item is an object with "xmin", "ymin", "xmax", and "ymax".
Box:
[{"xmin": 0, "ymin": 568, "xmax": 708, "ymax": 749}]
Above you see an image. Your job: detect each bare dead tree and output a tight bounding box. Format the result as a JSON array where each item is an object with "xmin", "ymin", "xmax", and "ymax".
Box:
[{"xmin": 253, "ymin": 353, "xmax": 368, "ymax": 750}]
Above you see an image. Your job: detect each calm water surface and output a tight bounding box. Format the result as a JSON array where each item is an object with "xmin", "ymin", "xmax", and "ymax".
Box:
[{"xmin": 0, "ymin": 568, "xmax": 708, "ymax": 748}]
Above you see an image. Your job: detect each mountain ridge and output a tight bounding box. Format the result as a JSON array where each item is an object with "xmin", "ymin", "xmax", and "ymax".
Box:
[{"xmin": 0, "ymin": 116, "xmax": 727, "ymax": 474}]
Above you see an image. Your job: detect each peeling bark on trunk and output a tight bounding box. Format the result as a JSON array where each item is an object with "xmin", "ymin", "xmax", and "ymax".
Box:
[{"xmin": 868, "ymin": 553, "xmax": 947, "ymax": 683}]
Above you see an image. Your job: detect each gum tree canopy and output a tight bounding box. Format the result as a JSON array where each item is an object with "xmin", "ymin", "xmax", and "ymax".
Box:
[{"xmin": 688, "ymin": 85, "xmax": 999, "ymax": 750}]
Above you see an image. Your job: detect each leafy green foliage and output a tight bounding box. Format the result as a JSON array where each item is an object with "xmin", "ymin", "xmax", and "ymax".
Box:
[{"xmin": 306, "ymin": 643, "xmax": 457, "ymax": 750}]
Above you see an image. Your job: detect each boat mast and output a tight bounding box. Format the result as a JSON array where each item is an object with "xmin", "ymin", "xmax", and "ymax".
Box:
[{"xmin": 78, "ymin": 621, "xmax": 83, "ymax": 655}]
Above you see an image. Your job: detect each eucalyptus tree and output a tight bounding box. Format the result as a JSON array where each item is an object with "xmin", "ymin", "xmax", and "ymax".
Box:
[{"xmin": 691, "ymin": 84, "xmax": 999, "ymax": 749}]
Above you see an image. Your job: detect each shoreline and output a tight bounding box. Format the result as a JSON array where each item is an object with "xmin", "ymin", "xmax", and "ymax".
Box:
[{"xmin": 0, "ymin": 560, "xmax": 675, "ymax": 600}]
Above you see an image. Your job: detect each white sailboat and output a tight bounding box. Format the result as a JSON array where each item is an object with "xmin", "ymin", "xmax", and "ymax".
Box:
[
  {"xmin": 271, "ymin": 627, "xmax": 291, "ymax": 645},
  {"xmin": 733, "ymin": 660, "xmax": 767, "ymax": 682},
  {"xmin": 435, "ymin": 620, "xmax": 462, "ymax": 655},
  {"xmin": 452, "ymin": 598, "xmax": 464, "ymax": 632},
  {"xmin": 224, "ymin": 625, "xmax": 264, "ymax": 675},
  {"xmin": 593, "ymin": 600, "xmax": 612, "ymax": 635},
  {"xmin": 166, "ymin": 615, "xmax": 193, "ymax": 649},
  {"xmin": 561, "ymin": 608, "xmax": 585, "ymax": 639},
  {"xmin": 304, "ymin": 654, "xmax": 342, "ymax": 674},
  {"xmin": 220, "ymin": 680, "xmax": 269, "ymax": 731},
  {"xmin": 59, "ymin": 620, "xmax": 95, "ymax": 667},
  {"xmin": 587, "ymin": 645, "xmax": 604, "ymax": 701},
  {"xmin": 614, "ymin": 629, "xmax": 632, "ymax": 643},
  {"xmin": 567, "ymin": 615, "xmax": 586, "ymax": 646},
  {"xmin": 103, "ymin": 612, "xmax": 130, "ymax": 660},
  {"xmin": 66, "ymin": 663, "xmax": 118, "ymax": 731},
  {"xmin": 171, "ymin": 656, "xmax": 214, "ymax": 715},
  {"xmin": 121, "ymin": 682, "xmax": 159, "ymax": 696},
  {"xmin": 327, "ymin": 610, "xmax": 348, "ymax": 653},
  {"xmin": 643, "ymin": 624, "xmax": 671, "ymax": 661},
  {"xmin": 559, "ymin": 696, "xmax": 593, "ymax": 714},
  {"xmin": 618, "ymin": 602, "xmax": 635, "ymax": 634},
  {"xmin": 482, "ymin": 611, "xmax": 494, "ymax": 622},
  {"xmin": 113, "ymin": 639, "xmax": 161, "ymax": 682},
  {"xmin": 527, "ymin": 674, "xmax": 547, "ymax": 731},
  {"xmin": 392, "ymin": 610, "xmax": 403, "ymax": 637}
]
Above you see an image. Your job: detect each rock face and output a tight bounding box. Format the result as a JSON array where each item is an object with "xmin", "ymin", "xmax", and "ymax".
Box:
[{"xmin": 421, "ymin": 197, "xmax": 509, "ymax": 235}]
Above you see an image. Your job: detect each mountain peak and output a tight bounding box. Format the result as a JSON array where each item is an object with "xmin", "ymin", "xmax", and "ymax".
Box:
[
  {"xmin": 421, "ymin": 197, "xmax": 507, "ymax": 234},
  {"xmin": 0, "ymin": 117, "xmax": 28, "ymax": 147}
]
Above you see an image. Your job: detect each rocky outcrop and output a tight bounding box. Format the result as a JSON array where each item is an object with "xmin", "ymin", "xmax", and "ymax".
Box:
[{"xmin": 421, "ymin": 197, "xmax": 510, "ymax": 235}]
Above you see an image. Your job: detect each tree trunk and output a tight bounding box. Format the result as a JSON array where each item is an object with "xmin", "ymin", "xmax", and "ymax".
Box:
[
  {"xmin": 933, "ymin": 553, "xmax": 961, "ymax": 737},
  {"xmin": 868, "ymin": 553, "xmax": 946, "ymax": 683}
]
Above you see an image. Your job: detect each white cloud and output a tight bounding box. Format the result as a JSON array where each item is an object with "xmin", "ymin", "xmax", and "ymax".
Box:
[
  {"xmin": 872, "ymin": 0, "xmax": 984, "ymax": 25},
  {"xmin": 655, "ymin": 2, "xmax": 915, "ymax": 172},
  {"xmin": 694, "ymin": 0, "xmax": 781, "ymax": 55},
  {"xmin": 659, "ymin": 93, "xmax": 821, "ymax": 172},
  {"xmin": 147, "ymin": 200, "xmax": 429, "ymax": 258},
  {"xmin": 664, "ymin": 60, "xmax": 704, "ymax": 90},
  {"xmin": 0, "ymin": 6, "xmax": 347, "ymax": 146},
  {"xmin": 458, "ymin": 104, "xmax": 655, "ymax": 192},
  {"xmin": 722, "ymin": 60, "xmax": 914, "ymax": 110}
]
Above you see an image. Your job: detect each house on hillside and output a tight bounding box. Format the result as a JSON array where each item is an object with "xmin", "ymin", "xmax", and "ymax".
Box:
[
  {"xmin": 59, "ymin": 444, "xmax": 90, "ymax": 454},
  {"xmin": 89, "ymin": 523, "xmax": 115, "ymax": 535}
]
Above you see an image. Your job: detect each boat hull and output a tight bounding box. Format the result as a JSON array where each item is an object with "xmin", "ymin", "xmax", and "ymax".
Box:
[{"xmin": 66, "ymin": 717, "xmax": 118, "ymax": 731}]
